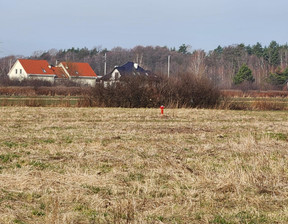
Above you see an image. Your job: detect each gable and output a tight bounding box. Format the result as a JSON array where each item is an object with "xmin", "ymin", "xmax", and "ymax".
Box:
[{"xmin": 7, "ymin": 60, "xmax": 27, "ymax": 80}]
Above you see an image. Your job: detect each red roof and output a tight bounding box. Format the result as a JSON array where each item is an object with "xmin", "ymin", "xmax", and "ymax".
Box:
[
  {"xmin": 51, "ymin": 67, "xmax": 68, "ymax": 78},
  {"xmin": 18, "ymin": 59, "xmax": 57, "ymax": 76},
  {"xmin": 61, "ymin": 62, "xmax": 97, "ymax": 77},
  {"xmin": 18, "ymin": 59, "xmax": 97, "ymax": 78}
]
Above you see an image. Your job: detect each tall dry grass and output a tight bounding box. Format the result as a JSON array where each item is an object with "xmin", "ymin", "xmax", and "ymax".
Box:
[
  {"xmin": 0, "ymin": 108, "xmax": 287, "ymax": 223},
  {"xmin": 218, "ymin": 97, "xmax": 288, "ymax": 111},
  {"xmin": 221, "ymin": 89, "xmax": 288, "ymax": 98}
]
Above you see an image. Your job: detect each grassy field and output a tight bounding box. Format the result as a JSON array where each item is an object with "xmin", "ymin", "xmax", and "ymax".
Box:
[{"xmin": 0, "ymin": 107, "xmax": 288, "ymax": 223}]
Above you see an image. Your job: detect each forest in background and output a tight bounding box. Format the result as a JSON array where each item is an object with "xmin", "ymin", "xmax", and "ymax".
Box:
[{"xmin": 1, "ymin": 41, "xmax": 288, "ymax": 90}]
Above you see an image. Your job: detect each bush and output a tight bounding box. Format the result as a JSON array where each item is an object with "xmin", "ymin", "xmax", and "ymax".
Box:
[
  {"xmin": 232, "ymin": 80, "xmax": 258, "ymax": 92},
  {"xmin": 157, "ymin": 73, "xmax": 220, "ymax": 108},
  {"xmin": 0, "ymin": 77, "xmax": 53, "ymax": 87},
  {"xmin": 92, "ymin": 73, "xmax": 220, "ymax": 108},
  {"xmin": 92, "ymin": 76, "xmax": 159, "ymax": 107}
]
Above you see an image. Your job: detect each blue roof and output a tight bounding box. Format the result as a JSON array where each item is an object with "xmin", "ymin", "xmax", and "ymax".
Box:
[
  {"xmin": 115, "ymin": 62, "xmax": 146, "ymax": 74},
  {"xmin": 101, "ymin": 61, "xmax": 153, "ymax": 81}
]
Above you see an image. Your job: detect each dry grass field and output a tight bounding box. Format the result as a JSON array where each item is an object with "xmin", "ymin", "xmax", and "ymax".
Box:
[{"xmin": 0, "ymin": 107, "xmax": 288, "ymax": 224}]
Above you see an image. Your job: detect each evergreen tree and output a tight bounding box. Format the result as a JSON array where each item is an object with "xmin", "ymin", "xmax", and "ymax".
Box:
[
  {"xmin": 214, "ymin": 45, "xmax": 223, "ymax": 54},
  {"xmin": 233, "ymin": 64, "xmax": 255, "ymax": 85},
  {"xmin": 252, "ymin": 42, "xmax": 264, "ymax": 58},
  {"xmin": 263, "ymin": 41, "xmax": 280, "ymax": 66},
  {"xmin": 268, "ymin": 67, "xmax": 288, "ymax": 86},
  {"xmin": 178, "ymin": 44, "xmax": 190, "ymax": 54},
  {"xmin": 246, "ymin": 45, "xmax": 253, "ymax": 55}
]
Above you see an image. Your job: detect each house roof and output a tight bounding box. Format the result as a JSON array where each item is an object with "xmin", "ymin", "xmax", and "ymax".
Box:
[
  {"xmin": 101, "ymin": 62, "xmax": 153, "ymax": 81},
  {"xmin": 18, "ymin": 59, "xmax": 57, "ymax": 76},
  {"xmin": 51, "ymin": 67, "xmax": 68, "ymax": 79},
  {"xmin": 116, "ymin": 62, "xmax": 147, "ymax": 74},
  {"xmin": 60, "ymin": 62, "xmax": 97, "ymax": 77}
]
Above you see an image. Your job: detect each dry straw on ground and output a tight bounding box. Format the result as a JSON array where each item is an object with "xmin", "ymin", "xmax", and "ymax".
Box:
[{"xmin": 0, "ymin": 107, "xmax": 288, "ymax": 223}]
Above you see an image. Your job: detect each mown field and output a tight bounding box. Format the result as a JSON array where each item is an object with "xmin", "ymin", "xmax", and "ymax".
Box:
[{"xmin": 0, "ymin": 107, "xmax": 288, "ymax": 224}]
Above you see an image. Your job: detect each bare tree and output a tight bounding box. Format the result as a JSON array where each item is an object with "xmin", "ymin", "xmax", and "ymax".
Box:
[{"xmin": 189, "ymin": 50, "xmax": 207, "ymax": 77}]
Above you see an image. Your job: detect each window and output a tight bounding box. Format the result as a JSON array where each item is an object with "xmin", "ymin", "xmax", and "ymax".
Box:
[
  {"xmin": 15, "ymin": 69, "xmax": 17, "ymax": 74},
  {"xmin": 42, "ymin": 69, "xmax": 46, "ymax": 73},
  {"xmin": 20, "ymin": 69, "xmax": 22, "ymax": 74},
  {"xmin": 115, "ymin": 72, "xmax": 119, "ymax": 80}
]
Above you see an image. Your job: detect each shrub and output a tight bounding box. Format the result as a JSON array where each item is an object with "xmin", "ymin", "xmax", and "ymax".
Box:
[
  {"xmin": 92, "ymin": 75, "xmax": 159, "ymax": 108},
  {"xmin": 0, "ymin": 77, "xmax": 53, "ymax": 87},
  {"xmin": 92, "ymin": 73, "xmax": 220, "ymax": 108},
  {"xmin": 158, "ymin": 73, "xmax": 220, "ymax": 108},
  {"xmin": 232, "ymin": 80, "xmax": 258, "ymax": 92}
]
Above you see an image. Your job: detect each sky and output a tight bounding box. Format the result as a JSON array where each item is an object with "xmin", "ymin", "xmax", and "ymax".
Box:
[{"xmin": 0, "ymin": 0, "xmax": 288, "ymax": 57}]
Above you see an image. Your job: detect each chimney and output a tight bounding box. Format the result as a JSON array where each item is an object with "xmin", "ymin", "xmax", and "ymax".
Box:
[{"xmin": 134, "ymin": 63, "xmax": 138, "ymax": 69}]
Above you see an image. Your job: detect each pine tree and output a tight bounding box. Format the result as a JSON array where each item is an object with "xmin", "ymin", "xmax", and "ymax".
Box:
[
  {"xmin": 214, "ymin": 45, "xmax": 223, "ymax": 54},
  {"xmin": 233, "ymin": 64, "xmax": 255, "ymax": 85},
  {"xmin": 178, "ymin": 44, "xmax": 190, "ymax": 54},
  {"xmin": 268, "ymin": 67, "xmax": 288, "ymax": 86},
  {"xmin": 252, "ymin": 42, "xmax": 264, "ymax": 58},
  {"xmin": 263, "ymin": 41, "xmax": 280, "ymax": 66}
]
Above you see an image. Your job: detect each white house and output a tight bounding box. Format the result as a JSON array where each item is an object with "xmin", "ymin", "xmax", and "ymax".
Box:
[
  {"xmin": 57, "ymin": 62, "xmax": 97, "ymax": 86},
  {"xmin": 100, "ymin": 62, "xmax": 154, "ymax": 87},
  {"xmin": 7, "ymin": 59, "xmax": 59, "ymax": 83},
  {"xmin": 7, "ymin": 59, "xmax": 98, "ymax": 86}
]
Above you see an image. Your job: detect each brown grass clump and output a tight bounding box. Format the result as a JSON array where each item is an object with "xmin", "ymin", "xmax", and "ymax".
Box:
[{"xmin": 0, "ymin": 108, "xmax": 288, "ymax": 223}]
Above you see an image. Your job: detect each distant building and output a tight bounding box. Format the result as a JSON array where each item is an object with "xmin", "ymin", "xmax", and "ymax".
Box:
[
  {"xmin": 7, "ymin": 59, "xmax": 97, "ymax": 86},
  {"xmin": 8, "ymin": 59, "xmax": 60, "ymax": 83},
  {"xmin": 57, "ymin": 62, "xmax": 98, "ymax": 86},
  {"xmin": 100, "ymin": 62, "xmax": 156, "ymax": 86}
]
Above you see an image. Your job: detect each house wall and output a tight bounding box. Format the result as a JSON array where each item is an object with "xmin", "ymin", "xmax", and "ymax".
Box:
[
  {"xmin": 7, "ymin": 60, "xmax": 28, "ymax": 81},
  {"xmin": 111, "ymin": 69, "xmax": 121, "ymax": 80},
  {"xmin": 71, "ymin": 77, "xmax": 96, "ymax": 87},
  {"xmin": 58, "ymin": 63, "xmax": 96, "ymax": 87},
  {"xmin": 8, "ymin": 60, "xmax": 55, "ymax": 83},
  {"xmin": 103, "ymin": 80, "xmax": 112, "ymax": 87},
  {"xmin": 27, "ymin": 75, "xmax": 55, "ymax": 83},
  {"xmin": 8, "ymin": 60, "xmax": 96, "ymax": 86}
]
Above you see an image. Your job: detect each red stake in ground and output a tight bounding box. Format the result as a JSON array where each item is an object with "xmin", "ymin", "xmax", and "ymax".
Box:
[{"xmin": 160, "ymin": 105, "xmax": 164, "ymax": 115}]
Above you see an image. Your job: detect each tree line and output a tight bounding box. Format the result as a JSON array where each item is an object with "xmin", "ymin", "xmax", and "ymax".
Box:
[{"xmin": 1, "ymin": 41, "xmax": 288, "ymax": 89}]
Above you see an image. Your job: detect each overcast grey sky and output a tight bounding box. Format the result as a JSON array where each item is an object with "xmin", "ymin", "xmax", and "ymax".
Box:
[{"xmin": 0, "ymin": 0, "xmax": 287, "ymax": 57}]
